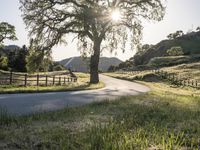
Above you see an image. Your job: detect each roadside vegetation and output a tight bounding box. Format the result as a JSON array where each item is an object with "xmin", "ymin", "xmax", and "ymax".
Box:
[
  {"xmin": 106, "ymin": 61, "xmax": 200, "ymax": 84},
  {"xmin": 0, "ymin": 68, "xmax": 200, "ymax": 149}
]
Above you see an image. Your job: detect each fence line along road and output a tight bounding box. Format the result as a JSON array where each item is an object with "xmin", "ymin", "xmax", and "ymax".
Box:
[
  {"xmin": 154, "ymin": 69, "xmax": 199, "ymax": 89},
  {"xmin": 0, "ymin": 70, "xmax": 77, "ymax": 87},
  {"xmin": 114, "ymin": 69, "xmax": 200, "ymax": 89}
]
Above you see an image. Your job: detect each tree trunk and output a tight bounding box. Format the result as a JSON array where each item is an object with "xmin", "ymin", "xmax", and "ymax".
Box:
[{"xmin": 90, "ymin": 39, "xmax": 101, "ymax": 84}]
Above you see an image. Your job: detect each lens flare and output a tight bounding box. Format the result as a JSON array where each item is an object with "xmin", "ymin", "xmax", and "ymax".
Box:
[{"xmin": 111, "ymin": 9, "xmax": 121, "ymax": 22}]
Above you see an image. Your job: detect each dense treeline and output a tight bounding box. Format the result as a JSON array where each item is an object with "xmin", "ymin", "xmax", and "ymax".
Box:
[
  {"xmin": 0, "ymin": 45, "xmax": 65, "ymax": 72},
  {"xmin": 0, "ymin": 21, "xmax": 65, "ymax": 73}
]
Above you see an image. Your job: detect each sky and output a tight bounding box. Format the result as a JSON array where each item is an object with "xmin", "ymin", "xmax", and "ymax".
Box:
[{"xmin": 0, "ymin": 0, "xmax": 200, "ymax": 61}]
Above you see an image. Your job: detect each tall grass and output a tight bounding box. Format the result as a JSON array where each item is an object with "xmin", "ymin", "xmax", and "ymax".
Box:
[
  {"xmin": 0, "ymin": 107, "xmax": 16, "ymax": 126},
  {"xmin": 1, "ymin": 93, "xmax": 200, "ymax": 149}
]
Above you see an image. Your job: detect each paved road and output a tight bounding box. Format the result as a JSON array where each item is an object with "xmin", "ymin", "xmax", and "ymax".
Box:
[{"xmin": 0, "ymin": 75, "xmax": 150, "ymax": 115}]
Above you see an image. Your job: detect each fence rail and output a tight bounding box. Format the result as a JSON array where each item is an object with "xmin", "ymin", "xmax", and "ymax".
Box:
[
  {"xmin": 114, "ymin": 69, "xmax": 200, "ymax": 89},
  {"xmin": 0, "ymin": 71, "xmax": 77, "ymax": 86},
  {"xmin": 154, "ymin": 69, "xmax": 199, "ymax": 88}
]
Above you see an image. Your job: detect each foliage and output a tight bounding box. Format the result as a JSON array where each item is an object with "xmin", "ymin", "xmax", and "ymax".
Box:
[
  {"xmin": 108, "ymin": 60, "xmax": 133, "ymax": 72},
  {"xmin": 137, "ymin": 44, "xmax": 154, "ymax": 55},
  {"xmin": 52, "ymin": 64, "xmax": 66, "ymax": 71},
  {"xmin": 0, "ymin": 55, "xmax": 8, "ymax": 70},
  {"xmin": 131, "ymin": 44, "xmax": 154, "ymax": 66},
  {"xmin": 0, "ymin": 22, "xmax": 18, "ymax": 43},
  {"xmin": 196, "ymin": 26, "xmax": 200, "ymax": 31},
  {"xmin": 108, "ymin": 65, "xmax": 117, "ymax": 72},
  {"xmin": 167, "ymin": 46, "xmax": 184, "ymax": 56},
  {"xmin": 26, "ymin": 40, "xmax": 52, "ymax": 73},
  {"xmin": 131, "ymin": 29, "xmax": 200, "ymax": 66},
  {"xmin": 20, "ymin": 0, "xmax": 165, "ymax": 83},
  {"xmin": 6, "ymin": 45, "xmax": 28, "ymax": 72},
  {"xmin": 167, "ymin": 30, "xmax": 184, "ymax": 40},
  {"xmin": 148, "ymin": 56, "xmax": 190, "ymax": 67}
]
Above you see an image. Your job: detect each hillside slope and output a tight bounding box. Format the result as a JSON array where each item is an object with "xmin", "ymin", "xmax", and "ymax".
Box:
[
  {"xmin": 59, "ymin": 57, "xmax": 122, "ymax": 72},
  {"xmin": 134, "ymin": 31, "xmax": 200, "ymax": 65}
]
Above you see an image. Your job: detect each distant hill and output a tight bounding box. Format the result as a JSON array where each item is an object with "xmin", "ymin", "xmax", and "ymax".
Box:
[
  {"xmin": 59, "ymin": 57, "xmax": 123, "ymax": 72},
  {"xmin": 0, "ymin": 45, "xmax": 20, "ymax": 56},
  {"xmin": 133, "ymin": 31, "xmax": 200, "ymax": 65}
]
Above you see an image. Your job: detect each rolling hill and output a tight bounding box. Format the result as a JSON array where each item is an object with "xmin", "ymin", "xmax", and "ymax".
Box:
[
  {"xmin": 59, "ymin": 57, "xmax": 123, "ymax": 72},
  {"xmin": 133, "ymin": 31, "xmax": 200, "ymax": 65},
  {"xmin": 0, "ymin": 45, "xmax": 20, "ymax": 56}
]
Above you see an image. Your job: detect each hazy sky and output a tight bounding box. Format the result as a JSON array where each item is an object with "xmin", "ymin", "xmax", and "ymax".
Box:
[{"xmin": 0, "ymin": 0, "xmax": 200, "ymax": 61}]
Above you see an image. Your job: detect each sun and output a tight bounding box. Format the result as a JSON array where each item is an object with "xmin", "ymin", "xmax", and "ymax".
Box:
[{"xmin": 111, "ymin": 9, "xmax": 121, "ymax": 22}]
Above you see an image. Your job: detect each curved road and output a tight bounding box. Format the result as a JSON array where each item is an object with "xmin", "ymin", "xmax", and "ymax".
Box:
[{"xmin": 0, "ymin": 75, "xmax": 150, "ymax": 115}]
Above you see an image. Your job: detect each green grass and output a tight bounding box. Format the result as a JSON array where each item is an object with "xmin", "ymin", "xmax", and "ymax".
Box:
[
  {"xmin": 0, "ymin": 76, "xmax": 200, "ymax": 149},
  {"xmin": 0, "ymin": 73, "xmax": 105, "ymax": 94}
]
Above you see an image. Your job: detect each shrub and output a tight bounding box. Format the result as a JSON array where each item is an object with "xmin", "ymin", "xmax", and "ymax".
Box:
[
  {"xmin": 167, "ymin": 46, "xmax": 184, "ymax": 56},
  {"xmin": 0, "ymin": 56, "xmax": 8, "ymax": 70}
]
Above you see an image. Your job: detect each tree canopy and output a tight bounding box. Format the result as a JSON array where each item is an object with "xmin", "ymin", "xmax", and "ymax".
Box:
[
  {"xmin": 20, "ymin": 0, "xmax": 165, "ymax": 83},
  {"xmin": 167, "ymin": 30, "xmax": 184, "ymax": 40},
  {"xmin": 197, "ymin": 27, "xmax": 200, "ymax": 32},
  {"xmin": 0, "ymin": 22, "xmax": 18, "ymax": 44}
]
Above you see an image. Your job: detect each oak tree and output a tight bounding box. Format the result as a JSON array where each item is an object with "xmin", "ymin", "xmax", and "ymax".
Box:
[
  {"xmin": 20, "ymin": 0, "xmax": 165, "ymax": 83},
  {"xmin": 0, "ymin": 22, "xmax": 18, "ymax": 44}
]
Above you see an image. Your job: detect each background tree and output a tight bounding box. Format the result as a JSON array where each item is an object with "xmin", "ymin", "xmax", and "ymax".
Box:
[
  {"xmin": 0, "ymin": 55, "xmax": 8, "ymax": 70},
  {"xmin": 0, "ymin": 22, "xmax": 18, "ymax": 44},
  {"xmin": 20, "ymin": 0, "xmax": 165, "ymax": 83},
  {"xmin": 6, "ymin": 45, "xmax": 28, "ymax": 72},
  {"xmin": 196, "ymin": 27, "xmax": 200, "ymax": 32},
  {"xmin": 26, "ymin": 39, "xmax": 52, "ymax": 73},
  {"xmin": 167, "ymin": 46, "xmax": 184, "ymax": 56},
  {"xmin": 167, "ymin": 30, "xmax": 184, "ymax": 40},
  {"xmin": 108, "ymin": 65, "xmax": 117, "ymax": 72},
  {"xmin": 136, "ymin": 44, "xmax": 154, "ymax": 55}
]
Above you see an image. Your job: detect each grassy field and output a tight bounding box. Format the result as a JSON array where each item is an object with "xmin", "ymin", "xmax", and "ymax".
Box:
[
  {"xmin": 0, "ymin": 72, "xmax": 104, "ymax": 94},
  {"xmin": 0, "ymin": 71, "xmax": 200, "ymax": 149},
  {"xmin": 106, "ymin": 62, "xmax": 200, "ymax": 84},
  {"xmin": 162, "ymin": 62, "xmax": 200, "ymax": 82}
]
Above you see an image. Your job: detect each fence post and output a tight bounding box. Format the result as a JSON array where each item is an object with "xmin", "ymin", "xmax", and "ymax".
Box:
[
  {"xmin": 10, "ymin": 71, "xmax": 13, "ymax": 84},
  {"xmin": 64, "ymin": 77, "xmax": 66, "ymax": 84},
  {"xmin": 37, "ymin": 74, "xmax": 39, "ymax": 86},
  {"xmin": 53, "ymin": 76, "xmax": 55, "ymax": 85},
  {"xmin": 59, "ymin": 77, "xmax": 61, "ymax": 85},
  {"xmin": 183, "ymin": 80, "xmax": 185, "ymax": 86},
  {"xmin": 46, "ymin": 75, "xmax": 48, "ymax": 86},
  {"xmin": 24, "ymin": 74, "xmax": 27, "ymax": 86},
  {"xmin": 172, "ymin": 74, "xmax": 175, "ymax": 82},
  {"xmin": 164, "ymin": 72, "xmax": 167, "ymax": 79}
]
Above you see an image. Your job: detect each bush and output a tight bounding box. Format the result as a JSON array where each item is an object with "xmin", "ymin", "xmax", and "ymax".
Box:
[
  {"xmin": 53, "ymin": 65, "xmax": 66, "ymax": 71},
  {"xmin": 0, "ymin": 56, "xmax": 8, "ymax": 70},
  {"xmin": 167, "ymin": 46, "xmax": 184, "ymax": 56},
  {"xmin": 148, "ymin": 56, "xmax": 190, "ymax": 67}
]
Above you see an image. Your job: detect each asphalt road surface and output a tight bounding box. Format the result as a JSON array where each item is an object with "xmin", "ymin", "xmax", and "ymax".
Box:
[{"xmin": 0, "ymin": 75, "xmax": 150, "ymax": 115}]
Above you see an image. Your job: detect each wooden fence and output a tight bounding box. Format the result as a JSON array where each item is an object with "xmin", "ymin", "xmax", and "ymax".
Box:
[
  {"xmin": 114, "ymin": 69, "xmax": 200, "ymax": 89},
  {"xmin": 0, "ymin": 71, "xmax": 77, "ymax": 86},
  {"xmin": 154, "ymin": 69, "xmax": 199, "ymax": 88}
]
